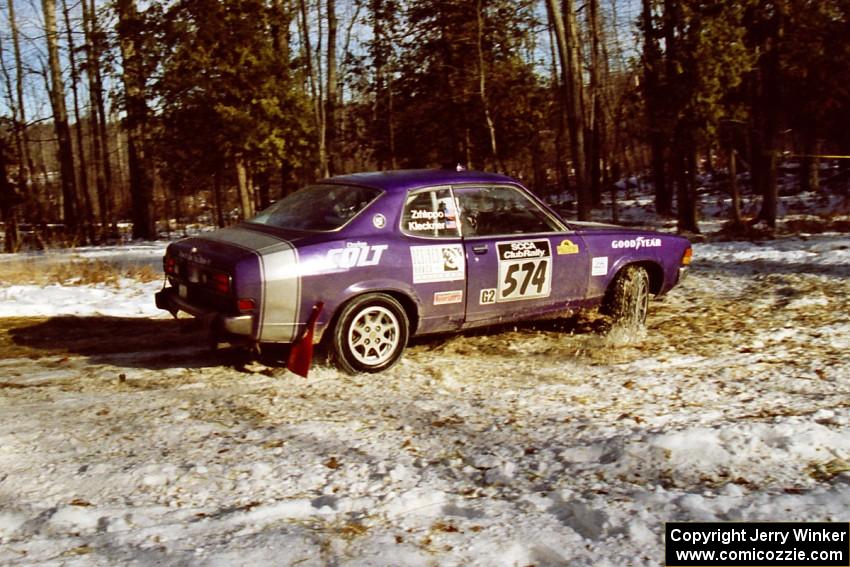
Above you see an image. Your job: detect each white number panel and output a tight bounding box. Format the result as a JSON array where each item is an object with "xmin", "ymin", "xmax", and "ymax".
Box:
[{"xmin": 495, "ymin": 240, "xmax": 552, "ymax": 302}]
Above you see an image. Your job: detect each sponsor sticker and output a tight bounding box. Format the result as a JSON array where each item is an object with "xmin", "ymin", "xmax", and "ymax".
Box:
[
  {"xmin": 611, "ymin": 236, "xmax": 661, "ymax": 250},
  {"xmin": 557, "ymin": 239, "xmax": 580, "ymax": 255},
  {"xmin": 433, "ymin": 290, "xmax": 463, "ymax": 305},
  {"xmin": 410, "ymin": 244, "xmax": 465, "ymax": 283},
  {"xmin": 591, "ymin": 256, "xmax": 608, "ymax": 276},
  {"xmin": 372, "ymin": 214, "xmax": 386, "ymax": 229},
  {"xmin": 327, "ymin": 242, "xmax": 387, "ymax": 269},
  {"xmin": 495, "ymin": 240, "xmax": 552, "ymax": 302}
]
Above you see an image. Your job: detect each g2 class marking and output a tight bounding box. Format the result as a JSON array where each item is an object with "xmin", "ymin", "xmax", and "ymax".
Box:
[
  {"xmin": 496, "ymin": 240, "xmax": 552, "ymax": 302},
  {"xmin": 327, "ymin": 243, "xmax": 388, "ymax": 269},
  {"xmin": 479, "ymin": 288, "xmax": 497, "ymax": 305}
]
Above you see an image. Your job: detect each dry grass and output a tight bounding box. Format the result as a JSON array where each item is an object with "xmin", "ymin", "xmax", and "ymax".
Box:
[{"xmin": 0, "ymin": 258, "xmax": 160, "ymax": 287}]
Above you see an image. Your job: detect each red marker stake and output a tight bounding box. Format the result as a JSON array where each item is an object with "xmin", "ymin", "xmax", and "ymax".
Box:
[{"xmin": 287, "ymin": 302, "xmax": 324, "ymax": 378}]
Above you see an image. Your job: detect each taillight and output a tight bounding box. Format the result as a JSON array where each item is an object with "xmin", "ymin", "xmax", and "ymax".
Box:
[
  {"xmin": 212, "ymin": 272, "xmax": 231, "ymax": 294},
  {"xmin": 164, "ymin": 255, "xmax": 177, "ymax": 275},
  {"xmin": 237, "ymin": 298, "xmax": 255, "ymax": 312},
  {"xmin": 681, "ymin": 247, "xmax": 693, "ymax": 266}
]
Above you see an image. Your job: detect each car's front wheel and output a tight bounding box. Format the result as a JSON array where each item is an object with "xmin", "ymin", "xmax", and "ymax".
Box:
[
  {"xmin": 603, "ymin": 265, "xmax": 650, "ymax": 329},
  {"xmin": 331, "ymin": 293, "xmax": 409, "ymax": 374}
]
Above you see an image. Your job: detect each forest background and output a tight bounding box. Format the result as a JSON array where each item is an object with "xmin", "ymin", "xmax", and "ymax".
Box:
[{"xmin": 0, "ymin": 0, "xmax": 848, "ymax": 251}]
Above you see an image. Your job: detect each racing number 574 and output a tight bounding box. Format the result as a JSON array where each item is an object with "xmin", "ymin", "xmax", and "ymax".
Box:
[{"xmin": 502, "ymin": 260, "xmax": 548, "ymax": 298}]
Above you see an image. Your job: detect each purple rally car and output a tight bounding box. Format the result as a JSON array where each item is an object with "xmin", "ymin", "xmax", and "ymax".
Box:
[{"xmin": 156, "ymin": 169, "xmax": 691, "ymax": 375}]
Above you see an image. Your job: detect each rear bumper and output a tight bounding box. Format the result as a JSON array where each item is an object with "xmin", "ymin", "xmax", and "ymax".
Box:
[{"xmin": 155, "ymin": 287, "xmax": 253, "ymax": 336}]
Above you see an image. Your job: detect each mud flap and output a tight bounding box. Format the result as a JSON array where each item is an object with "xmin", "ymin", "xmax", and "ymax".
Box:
[{"xmin": 287, "ymin": 302, "xmax": 324, "ymax": 378}]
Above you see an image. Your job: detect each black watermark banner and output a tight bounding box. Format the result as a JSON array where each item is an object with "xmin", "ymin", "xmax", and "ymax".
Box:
[{"xmin": 666, "ymin": 522, "xmax": 850, "ymax": 566}]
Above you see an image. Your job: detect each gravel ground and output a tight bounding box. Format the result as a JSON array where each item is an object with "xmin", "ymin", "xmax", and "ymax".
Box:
[{"xmin": 1, "ymin": 235, "xmax": 849, "ymax": 566}]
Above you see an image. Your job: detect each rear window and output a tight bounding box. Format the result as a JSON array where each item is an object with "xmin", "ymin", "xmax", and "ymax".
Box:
[{"xmin": 249, "ymin": 184, "xmax": 381, "ymax": 231}]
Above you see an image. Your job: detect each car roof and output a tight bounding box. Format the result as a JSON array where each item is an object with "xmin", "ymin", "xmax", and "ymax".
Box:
[{"xmin": 323, "ymin": 169, "xmax": 522, "ymax": 194}]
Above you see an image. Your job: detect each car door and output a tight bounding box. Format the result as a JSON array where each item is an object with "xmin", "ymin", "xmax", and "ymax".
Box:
[
  {"xmin": 400, "ymin": 186, "xmax": 467, "ymax": 335},
  {"xmin": 454, "ymin": 185, "xmax": 589, "ymax": 325}
]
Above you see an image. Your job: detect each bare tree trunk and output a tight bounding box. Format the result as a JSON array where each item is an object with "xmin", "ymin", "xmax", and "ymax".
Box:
[
  {"xmin": 370, "ymin": 0, "xmax": 397, "ymax": 170},
  {"xmin": 213, "ymin": 171, "xmax": 225, "ymax": 228},
  {"xmin": 326, "ymin": 0, "xmax": 338, "ymax": 175},
  {"xmin": 7, "ymin": 0, "xmax": 38, "ymax": 225},
  {"xmin": 674, "ymin": 127, "xmax": 700, "ymax": 233},
  {"xmin": 387, "ymin": 73, "xmax": 397, "ymax": 169},
  {"xmin": 476, "ymin": 0, "xmax": 500, "ymax": 170},
  {"xmin": 81, "ymin": 0, "xmax": 112, "ymax": 237},
  {"xmin": 587, "ymin": 0, "xmax": 604, "ymax": 208},
  {"xmin": 545, "ymin": 8, "xmax": 568, "ymax": 199},
  {"xmin": 729, "ymin": 148, "xmax": 742, "ymax": 224},
  {"xmin": 755, "ymin": 0, "xmax": 783, "ymax": 230},
  {"xmin": 298, "ymin": 0, "xmax": 327, "ymax": 178},
  {"xmin": 0, "ymin": 116, "xmax": 22, "ymax": 252},
  {"xmin": 116, "ymin": 0, "xmax": 156, "ymax": 239},
  {"xmin": 270, "ymin": 0, "xmax": 291, "ymax": 68},
  {"xmin": 43, "ymin": 0, "xmax": 80, "ymax": 237},
  {"xmin": 799, "ymin": 131, "xmax": 820, "ymax": 193},
  {"xmin": 93, "ymin": 0, "xmax": 115, "ymax": 233},
  {"xmin": 642, "ymin": 0, "xmax": 671, "ymax": 215},
  {"xmin": 235, "ymin": 157, "xmax": 255, "ymax": 220},
  {"xmin": 564, "ymin": 0, "xmax": 588, "ymax": 219},
  {"xmin": 62, "ymin": 0, "xmax": 95, "ymax": 243},
  {"xmin": 371, "ymin": 0, "xmax": 386, "ymax": 170},
  {"xmin": 547, "ymin": 0, "xmax": 589, "ymax": 219}
]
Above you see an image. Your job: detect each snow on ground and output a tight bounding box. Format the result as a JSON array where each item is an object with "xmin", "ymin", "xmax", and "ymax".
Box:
[
  {"xmin": 0, "ymin": 243, "xmax": 167, "ymax": 318},
  {"xmin": 1, "ymin": 232, "xmax": 849, "ymax": 565}
]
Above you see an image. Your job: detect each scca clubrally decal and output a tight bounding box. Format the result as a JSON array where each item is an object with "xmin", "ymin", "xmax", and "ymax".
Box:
[{"xmin": 495, "ymin": 240, "xmax": 552, "ymax": 302}]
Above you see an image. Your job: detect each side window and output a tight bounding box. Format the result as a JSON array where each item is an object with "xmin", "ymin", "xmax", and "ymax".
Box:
[
  {"xmin": 454, "ymin": 186, "xmax": 560, "ymax": 237},
  {"xmin": 401, "ymin": 187, "xmax": 461, "ymax": 238}
]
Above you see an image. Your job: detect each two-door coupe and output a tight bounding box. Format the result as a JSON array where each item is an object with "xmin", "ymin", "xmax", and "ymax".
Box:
[{"xmin": 156, "ymin": 169, "xmax": 691, "ymax": 374}]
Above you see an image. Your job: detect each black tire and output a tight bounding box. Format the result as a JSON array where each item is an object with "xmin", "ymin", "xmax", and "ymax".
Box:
[
  {"xmin": 602, "ymin": 265, "xmax": 650, "ymax": 329},
  {"xmin": 331, "ymin": 293, "xmax": 409, "ymax": 374}
]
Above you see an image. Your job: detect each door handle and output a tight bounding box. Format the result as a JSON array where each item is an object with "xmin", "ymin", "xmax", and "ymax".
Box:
[{"xmin": 472, "ymin": 244, "xmax": 488, "ymax": 255}]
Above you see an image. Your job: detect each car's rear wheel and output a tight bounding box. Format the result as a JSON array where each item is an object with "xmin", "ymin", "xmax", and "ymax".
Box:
[
  {"xmin": 603, "ymin": 265, "xmax": 650, "ymax": 329},
  {"xmin": 331, "ymin": 293, "xmax": 409, "ymax": 374}
]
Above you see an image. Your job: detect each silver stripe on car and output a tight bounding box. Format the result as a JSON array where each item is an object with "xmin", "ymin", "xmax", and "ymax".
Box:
[{"xmin": 202, "ymin": 227, "xmax": 301, "ymax": 342}]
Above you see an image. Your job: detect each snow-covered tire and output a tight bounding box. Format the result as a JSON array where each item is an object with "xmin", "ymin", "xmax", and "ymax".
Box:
[
  {"xmin": 331, "ymin": 293, "xmax": 409, "ymax": 374},
  {"xmin": 603, "ymin": 265, "xmax": 650, "ymax": 329}
]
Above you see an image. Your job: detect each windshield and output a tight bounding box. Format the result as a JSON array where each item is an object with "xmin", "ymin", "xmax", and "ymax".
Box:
[{"xmin": 248, "ymin": 184, "xmax": 382, "ymax": 232}]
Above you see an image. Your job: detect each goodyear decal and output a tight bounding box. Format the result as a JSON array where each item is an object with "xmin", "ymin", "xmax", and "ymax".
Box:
[{"xmin": 611, "ymin": 236, "xmax": 661, "ymax": 250}]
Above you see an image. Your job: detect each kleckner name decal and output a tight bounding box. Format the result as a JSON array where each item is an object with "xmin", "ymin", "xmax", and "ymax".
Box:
[{"xmin": 611, "ymin": 236, "xmax": 662, "ymax": 250}]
